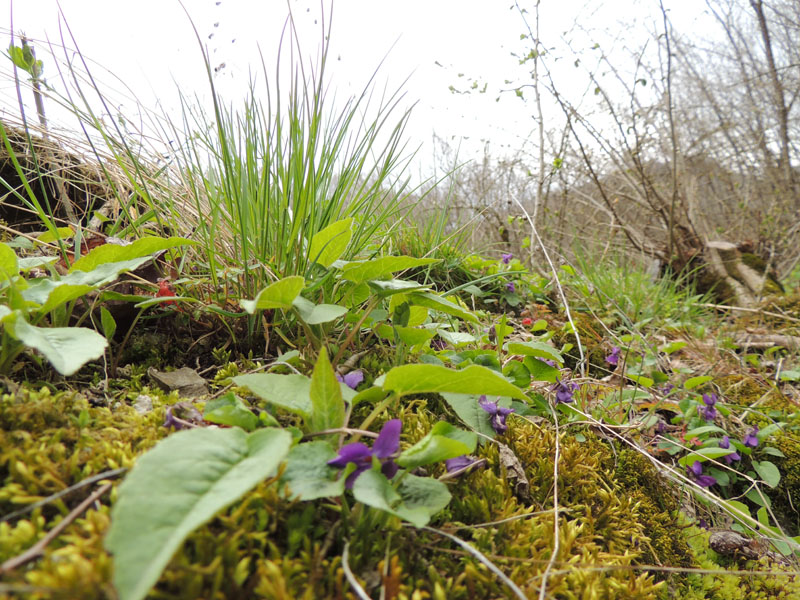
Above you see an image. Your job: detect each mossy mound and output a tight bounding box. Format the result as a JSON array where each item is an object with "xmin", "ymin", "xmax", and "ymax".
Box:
[{"xmin": 1, "ymin": 386, "xmax": 797, "ymax": 599}]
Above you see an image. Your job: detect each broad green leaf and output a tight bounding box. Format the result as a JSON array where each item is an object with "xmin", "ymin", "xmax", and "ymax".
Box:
[
  {"xmin": 661, "ymin": 341, "xmax": 687, "ymax": 354},
  {"xmin": 684, "ymin": 425, "xmax": 729, "ymax": 440},
  {"xmin": 779, "ymin": 369, "xmax": 800, "ymax": 381},
  {"xmin": 757, "ymin": 423, "xmax": 784, "ymax": 440},
  {"xmin": 441, "ymin": 393, "xmax": 498, "ymax": 438},
  {"xmin": 753, "ymin": 460, "xmax": 781, "ymax": 488},
  {"xmin": 24, "ymin": 257, "xmax": 154, "ymax": 305},
  {"xmin": 722, "ymin": 499, "xmax": 751, "ymax": 521},
  {"xmin": 626, "ymin": 374, "xmax": 654, "ymax": 388},
  {"xmin": 309, "ymin": 348, "xmax": 345, "ymax": 433},
  {"xmin": 233, "ymin": 373, "xmax": 311, "ymax": 419},
  {"xmin": 523, "ymin": 357, "xmax": 560, "ymax": 383},
  {"xmin": 203, "ymin": 392, "xmax": 260, "ymax": 432},
  {"xmin": 397, "ymin": 422, "xmax": 477, "ymax": 469},
  {"xmin": 0, "ymin": 242, "xmax": 18, "ymax": 279},
  {"xmin": 70, "ymin": 236, "xmax": 195, "ymax": 272},
  {"xmin": 340, "ymin": 256, "xmax": 439, "ymax": 283},
  {"xmin": 292, "ymin": 296, "xmax": 348, "ymax": 325},
  {"xmin": 36, "ymin": 284, "xmax": 94, "ymax": 314},
  {"xmin": 352, "ymin": 470, "xmax": 451, "ymax": 528},
  {"xmin": 36, "ymin": 227, "xmax": 74, "ymax": 244},
  {"xmin": 437, "ymin": 330, "xmax": 477, "ymax": 347},
  {"xmin": 503, "ymin": 360, "xmax": 530, "ymax": 388},
  {"xmin": 280, "ymin": 441, "xmax": 344, "ymax": 500},
  {"xmin": 684, "ymin": 375, "xmax": 713, "ymax": 390},
  {"xmin": 407, "ymin": 292, "xmax": 478, "ymax": 324},
  {"xmin": 240, "ymin": 276, "xmax": 305, "ymax": 313},
  {"xmin": 375, "ymin": 324, "xmax": 436, "ymax": 346},
  {"xmin": 351, "ymin": 386, "xmax": 389, "ymax": 406},
  {"xmin": 105, "ymin": 427, "xmax": 291, "ymax": 600},
  {"xmin": 506, "ymin": 341, "xmax": 563, "ymax": 364},
  {"xmin": 101, "ymin": 307, "xmax": 116, "ymax": 340},
  {"xmin": 678, "ymin": 447, "xmax": 735, "ymax": 466},
  {"xmin": 367, "ymin": 278, "xmax": 430, "ymax": 296},
  {"xmin": 9, "ymin": 315, "xmax": 107, "ymax": 375},
  {"xmin": 308, "ymin": 218, "xmax": 352, "ymax": 267},
  {"xmin": 382, "ymin": 364, "xmax": 526, "ymax": 400},
  {"xmin": 18, "ymin": 255, "xmax": 57, "ymax": 271}
]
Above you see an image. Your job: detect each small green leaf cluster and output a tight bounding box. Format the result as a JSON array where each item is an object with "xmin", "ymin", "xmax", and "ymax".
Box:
[{"xmin": 0, "ymin": 237, "xmax": 194, "ymax": 376}]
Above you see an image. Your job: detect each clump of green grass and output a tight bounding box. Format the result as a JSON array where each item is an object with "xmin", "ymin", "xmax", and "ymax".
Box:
[{"xmin": 567, "ymin": 247, "xmax": 713, "ymax": 333}]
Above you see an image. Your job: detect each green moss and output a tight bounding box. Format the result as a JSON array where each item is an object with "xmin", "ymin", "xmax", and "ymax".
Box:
[{"xmin": 2, "ymin": 388, "xmax": 797, "ymax": 599}]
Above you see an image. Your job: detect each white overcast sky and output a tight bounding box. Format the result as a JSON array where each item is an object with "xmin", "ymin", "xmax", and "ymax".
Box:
[{"xmin": 1, "ymin": 1, "xmax": 709, "ymax": 175}]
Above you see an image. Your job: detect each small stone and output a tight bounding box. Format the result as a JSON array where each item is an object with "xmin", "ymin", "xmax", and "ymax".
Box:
[
  {"xmin": 132, "ymin": 394, "xmax": 153, "ymax": 415},
  {"xmin": 147, "ymin": 367, "xmax": 208, "ymax": 398}
]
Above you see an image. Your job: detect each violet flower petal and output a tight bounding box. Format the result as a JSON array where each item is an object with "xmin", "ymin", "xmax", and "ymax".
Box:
[
  {"xmin": 719, "ymin": 435, "xmax": 730, "ymax": 449},
  {"xmin": 445, "ymin": 455, "xmax": 476, "ymax": 473},
  {"xmin": 381, "ymin": 460, "xmax": 399, "ymax": 480},
  {"xmin": 373, "ymin": 419, "xmax": 402, "ymax": 459},
  {"xmin": 342, "ymin": 370, "xmax": 364, "ymax": 389},
  {"xmin": 327, "ymin": 442, "xmax": 372, "ymax": 468},
  {"xmin": 501, "ymin": 253, "xmax": 513, "ymax": 264}
]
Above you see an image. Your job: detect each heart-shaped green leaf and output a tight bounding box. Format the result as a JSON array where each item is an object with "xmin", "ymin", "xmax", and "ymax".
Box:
[{"xmin": 106, "ymin": 427, "xmax": 292, "ymax": 600}]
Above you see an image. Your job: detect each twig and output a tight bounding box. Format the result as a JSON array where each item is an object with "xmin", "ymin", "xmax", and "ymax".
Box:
[
  {"xmin": 341, "ymin": 540, "xmax": 371, "ymax": 600},
  {"xmin": 422, "ymin": 525, "xmax": 529, "ymax": 600},
  {"xmin": 696, "ymin": 302, "xmax": 800, "ymax": 325},
  {"xmin": 538, "ymin": 401, "xmax": 562, "ymax": 600},
  {"xmin": 1, "ymin": 467, "xmax": 126, "ymax": 523},
  {"xmin": 0, "ymin": 483, "xmax": 112, "ymax": 574}
]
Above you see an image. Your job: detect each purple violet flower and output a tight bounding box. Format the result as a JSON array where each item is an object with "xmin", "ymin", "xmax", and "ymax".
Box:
[
  {"xmin": 743, "ymin": 425, "xmax": 759, "ymax": 448},
  {"xmin": 687, "ymin": 461, "xmax": 717, "ymax": 487},
  {"xmin": 701, "ymin": 393, "xmax": 718, "ymax": 422},
  {"xmin": 336, "ymin": 370, "xmax": 364, "ymax": 390},
  {"xmin": 501, "ymin": 253, "xmax": 513, "ymax": 264},
  {"xmin": 553, "ymin": 378, "xmax": 578, "ymax": 404},
  {"xmin": 605, "ymin": 346, "xmax": 621, "ymax": 366},
  {"xmin": 718, "ymin": 436, "xmax": 741, "ymax": 464},
  {"xmin": 479, "ymin": 395, "xmax": 515, "ymax": 434},
  {"xmin": 445, "ymin": 455, "xmax": 482, "ymax": 474},
  {"xmin": 430, "ymin": 338, "xmax": 447, "ymax": 351},
  {"xmin": 505, "ymin": 281, "xmax": 516, "ymax": 293},
  {"xmin": 327, "ymin": 419, "xmax": 401, "ymax": 488}
]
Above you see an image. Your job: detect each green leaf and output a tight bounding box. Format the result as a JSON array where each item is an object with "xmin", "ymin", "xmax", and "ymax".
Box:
[
  {"xmin": 0, "ymin": 242, "xmax": 18, "ymax": 280},
  {"xmin": 436, "ymin": 329, "xmax": 477, "ymax": 347},
  {"xmin": 626, "ymin": 374, "xmax": 654, "ymax": 388},
  {"xmin": 779, "ymin": 370, "xmax": 800, "ymax": 381},
  {"xmin": 367, "ymin": 279, "xmax": 430, "ymax": 296},
  {"xmin": 523, "ymin": 357, "xmax": 560, "ymax": 383},
  {"xmin": 684, "ymin": 375, "xmax": 713, "ymax": 390},
  {"xmin": 503, "ymin": 360, "xmax": 530, "ymax": 388},
  {"xmin": 233, "ymin": 373, "xmax": 312, "ymax": 419},
  {"xmin": 352, "ymin": 470, "xmax": 451, "ymax": 528},
  {"xmin": 340, "ymin": 256, "xmax": 439, "ymax": 283},
  {"xmin": 308, "ymin": 218, "xmax": 352, "ymax": 267},
  {"xmin": 397, "ymin": 422, "xmax": 477, "ymax": 469},
  {"xmin": 753, "ymin": 460, "xmax": 781, "ymax": 488},
  {"xmin": 240, "ymin": 276, "xmax": 305, "ymax": 313},
  {"xmin": 382, "ymin": 364, "xmax": 527, "ymax": 400},
  {"xmin": 678, "ymin": 447, "xmax": 735, "ymax": 466},
  {"xmin": 506, "ymin": 341, "xmax": 563, "ymax": 364},
  {"xmin": 100, "ymin": 307, "xmax": 116, "ymax": 340},
  {"xmin": 9, "ymin": 315, "xmax": 107, "ymax": 375},
  {"xmin": 280, "ymin": 441, "xmax": 344, "ymax": 500},
  {"xmin": 722, "ymin": 499, "xmax": 751, "ymax": 521},
  {"xmin": 661, "ymin": 341, "xmax": 687, "ymax": 354},
  {"xmin": 684, "ymin": 425, "xmax": 729, "ymax": 440},
  {"xmin": 292, "ymin": 296, "xmax": 348, "ymax": 325},
  {"xmin": 203, "ymin": 392, "xmax": 260, "ymax": 432},
  {"xmin": 309, "ymin": 348, "xmax": 345, "ymax": 433},
  {"xmin": 36, "ymin": 284, "xmax": 94, "ymax": 314},
  {"xmin": 70, "ymin": 236, "xmax": 195, "ymax": 272},
  {"xmin": 441, "ymin": 393, "xmax": 498, "ymax": 438},
  {"xmin": 406, "ymin": 292, "xmax": 478, "ymax": 324},
  {"xmin": 105, "ymin": 427, "xmax": 291, "ymax": 600}
]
